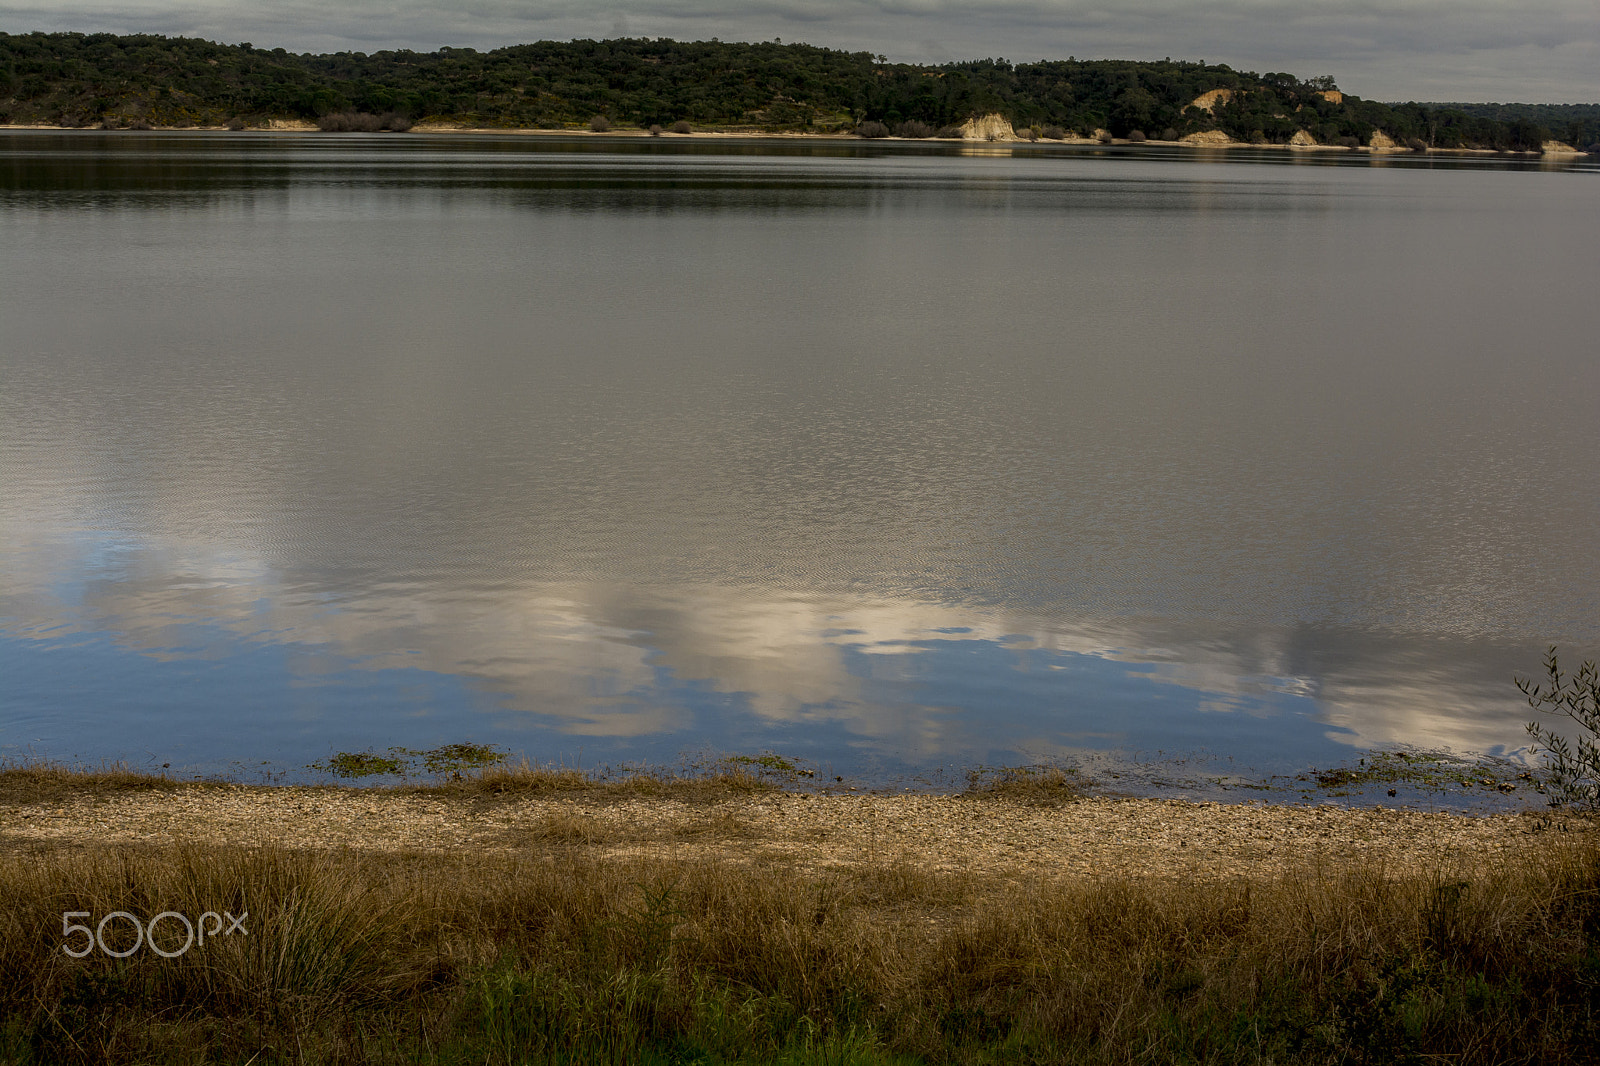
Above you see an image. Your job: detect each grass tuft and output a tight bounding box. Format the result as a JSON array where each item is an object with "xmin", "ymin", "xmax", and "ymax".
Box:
[{"xmin": 963, "ymin": 764, "xmax": 1083, "ymax": 806}]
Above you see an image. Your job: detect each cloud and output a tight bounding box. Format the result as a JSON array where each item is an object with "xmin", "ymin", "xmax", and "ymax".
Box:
[{"xmin": 1, "ymin": 0, "xmax": 1595, "ymax": 100}]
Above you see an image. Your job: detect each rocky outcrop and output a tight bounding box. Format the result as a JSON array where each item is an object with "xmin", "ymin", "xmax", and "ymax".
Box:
[
  {"xmin": 1368, "ymin": 130, "xmax": 1397, "ymax": 150},
  {"xmin": 1180, "ymin": 129, "xmax": 1233, "ymax": 146},
  {"xmin": 1316, "ymin": 90, "xmax": 1344, "ymax": 105},
  {"xmin": 958, "ymin": 113, "xmax": 1016, "ymax": 141},
  {"xmin": 1542, "ymin": 140, "xmax": 1579, "ymax": 154},
  {"xmin": 1289, "ymin": 129, "xmax": 1317, "ymax": 147}
]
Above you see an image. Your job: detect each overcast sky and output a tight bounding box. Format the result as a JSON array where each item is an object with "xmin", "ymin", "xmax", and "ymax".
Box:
[{"xmin": 2, "ymin": 0, "xmax": 1595, "ymax": 102}]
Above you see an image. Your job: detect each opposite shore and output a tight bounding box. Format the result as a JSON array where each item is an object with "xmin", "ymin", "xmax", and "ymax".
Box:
[{"xmin": 1, "ymin": 120, "xmax": 1587, "ymax": 157}]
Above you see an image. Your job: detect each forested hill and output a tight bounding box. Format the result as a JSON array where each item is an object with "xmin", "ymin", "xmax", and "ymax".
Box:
[
  {"xmin": 1417, "ymin": 102, "xmax": 1600, "ymax": 137},
  {"xmin": 2, "ymin": 31, "xmax": 1594, "ymax": 150}
]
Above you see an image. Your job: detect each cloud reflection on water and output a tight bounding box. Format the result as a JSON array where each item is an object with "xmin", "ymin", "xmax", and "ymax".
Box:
[{"xmin": 0, "ymin": 525, "xmax": 1540, "ymax": 773}]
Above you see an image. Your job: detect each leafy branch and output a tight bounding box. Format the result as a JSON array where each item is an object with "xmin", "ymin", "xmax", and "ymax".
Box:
[{"xmin": 1521, "ymin": 647, "xmax": 1600, "ymax": 809}]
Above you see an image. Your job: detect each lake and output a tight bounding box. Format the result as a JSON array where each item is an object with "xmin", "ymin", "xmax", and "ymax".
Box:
[{"xmin": 2, "ymin": 131, "xmax": 1596, "ymax": 790}]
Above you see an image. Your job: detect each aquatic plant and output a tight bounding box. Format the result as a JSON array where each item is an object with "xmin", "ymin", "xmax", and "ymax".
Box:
[{"xmin": 308, "ymin": 742, "xmax": 507, "ymax": 780}]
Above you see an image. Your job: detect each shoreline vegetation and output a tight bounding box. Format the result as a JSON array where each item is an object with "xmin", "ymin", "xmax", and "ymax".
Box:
[
  {"xmin": 2, "ymin": 32, "xmax": 1594, "ymax": 157},
  {"xmin": 6, "ymin": 761, "xmax": 1600, "ymax": 1063}
]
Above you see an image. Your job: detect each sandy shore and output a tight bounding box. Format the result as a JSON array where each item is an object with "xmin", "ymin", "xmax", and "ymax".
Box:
[{"xmin": 1, "ymin": 784, "xmax": 1580, "ymax": 881}]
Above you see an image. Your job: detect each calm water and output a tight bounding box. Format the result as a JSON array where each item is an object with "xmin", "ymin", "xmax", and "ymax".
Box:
[{"xmin": 2, "ymin": 131, "xmax": 1596, "ymax": 787}]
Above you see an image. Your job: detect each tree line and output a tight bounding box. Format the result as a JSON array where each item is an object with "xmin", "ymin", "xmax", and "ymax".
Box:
[{"xmin": 1, "ymin": 31, "xmax": 1592, "ymax": 151}]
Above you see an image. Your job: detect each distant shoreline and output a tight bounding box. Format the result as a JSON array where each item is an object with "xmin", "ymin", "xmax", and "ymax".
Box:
[{"xmin": 0, "ymin": 122, "xmax": 1583, "ymax": 156}]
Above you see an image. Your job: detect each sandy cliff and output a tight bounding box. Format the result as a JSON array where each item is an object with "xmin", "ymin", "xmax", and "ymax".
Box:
[
  {"xmin": 1189, "ymin": 89, "xmax": 1235, "ymax": 113},
  {"xmin": 958, "ymin": 113, "xmax": 1016, "ymax": 141},
  {"xmin": 1180, "ymin": 129, "xmax": 1233, "ymax": 146}
]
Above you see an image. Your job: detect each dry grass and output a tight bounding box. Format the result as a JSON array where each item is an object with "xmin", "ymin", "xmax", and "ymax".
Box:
[
  {"xmin": 4, "ymin": 833, "xmax": 1600, "ymax": 1063},
  {"xmin": 3, "ymin": 763, "xmax": 1596, "ymax": 1061},
  {"xmin": 0, "ymin": 760, "xmax": 192, "ymax": 806},
  {"xmin": 510, "ymin": 811, "xmax": 617, "ymax": 846}
]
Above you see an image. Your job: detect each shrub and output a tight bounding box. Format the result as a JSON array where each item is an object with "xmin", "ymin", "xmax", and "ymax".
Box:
[
  {"xmin": 1098, "ymin": 131, "xmax": 1114, "ymax": 144},
  {"xmin": 318, "ymin": 112, "xmax": 376, "ymax": 131},
  {"xmin": 99, "ymin": 116, "xmax": 120, "ymax": 130},
  {"xmin": 1016, "ymin": 126, "xmax": 1038, "ymax": 141},
  {"xmin": 1161, "ymin": 127, "xmax": 1179, "ymax": 141},
  {"xmin": 670, "ymin": 120, "xmax": 691, "ymax": 134},
  {"xmin": 855, "ymin": 120, "xmax": 889, "ymax": 138},
  {"xmin": 318, "ymin": 112, "xmax": 409, "ymax": 132},
  {"xmin": 1405, "ymin": 137, "xmax": 1428, "ymax": 151},
  {"xmin": 127, "ymin": 119, "xmax": 151, "ymax": 131},
  {"xmin": 588, "ymin": 115, "xmax": 610, "ymax": 132},
  {"xmin": 224, "ymin": 117, "xmax": 245, "ymax": 131},
  {"xmin": 1127, "ymin": 129, "xmax": 1147, "ymax": 142},
  {"xmin": 648, "ymin": 124, "xmax": 662, "ymax": 136},
  {"xmin": 936, "ymin": 124, "xmax": 963, "ymax": 138},
  {"xmin": 1041, "ymin": 125, "xmax": 1066, "ymax": 140},
  {"xmin": 1587, "ymin": 143, "xmax": 1600, "ymax": 154},
  {"xmin": 1522, "ymin": 647, "xmax": 1600, "ymax": 809},
  {"xmin": 1336, "ymin": 135, "xmax": 1361, "ymax": 148},
  {"xmin": 892, "ymin": 120, "xmax": 932, "ymax": 138}
]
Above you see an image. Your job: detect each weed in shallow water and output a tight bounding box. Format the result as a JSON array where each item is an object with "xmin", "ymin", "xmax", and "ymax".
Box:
[
  {"xmin": 308, "ymin": 742, "xmax": 507, "ymax": 780},
  {"xmin": 964, "ymin": 763, "xmax": 1083, "ymax": 805}
]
